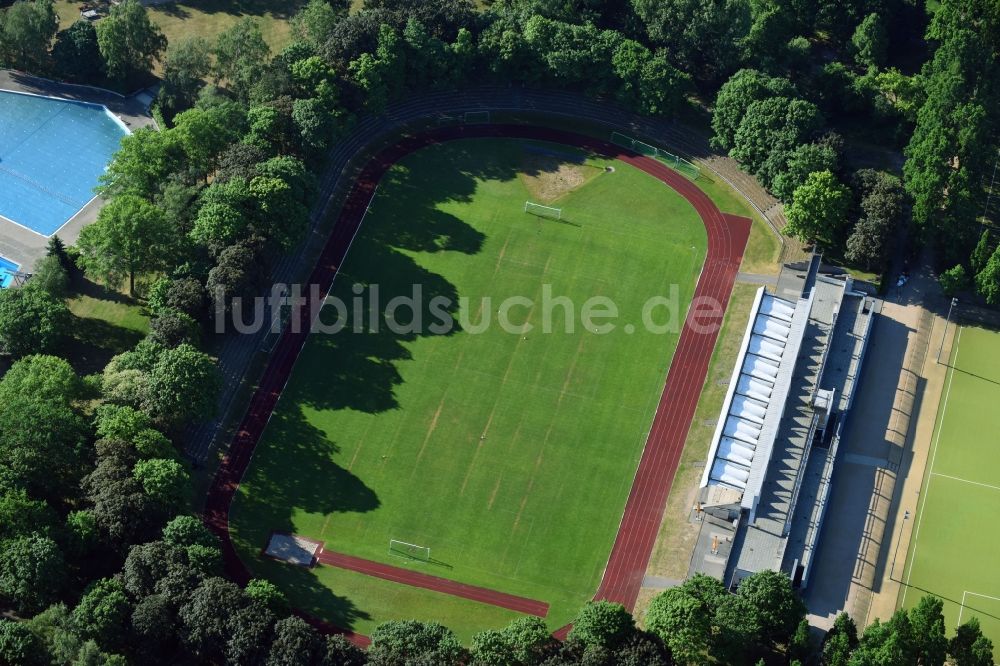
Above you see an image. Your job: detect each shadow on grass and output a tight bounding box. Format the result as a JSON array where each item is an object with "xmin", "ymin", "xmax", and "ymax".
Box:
[
  {"xmin": 151, "ymin": 0, "xmax": 305, "ymax": 21},
  {"xmin": 64, "ymin": 278, "xmax": 148, "ymax": 374},
  {"xmin": 288, "ymin": 139, "xmax": 576, "ymax": 414},
  {"xmin": 233, "ymin": 138, "xmax": 602, "ymax": 629}
]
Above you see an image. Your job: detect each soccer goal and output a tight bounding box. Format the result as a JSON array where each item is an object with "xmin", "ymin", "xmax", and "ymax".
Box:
[
  {"xmin": 389, "ymin": 539, "xmax": 431, "ymax": 563},
  {"xmin": 463, "ymin": 110, "xmax": 491, "ymax": 124},
  {"xmin": 524, "ymin": 201, "xmax": 562, "ymax": 220}
]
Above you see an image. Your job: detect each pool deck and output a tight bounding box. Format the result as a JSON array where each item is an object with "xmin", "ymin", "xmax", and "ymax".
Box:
[{"xmin": 0, "ymin": 69, "xmax": 155, "ymax": 272}]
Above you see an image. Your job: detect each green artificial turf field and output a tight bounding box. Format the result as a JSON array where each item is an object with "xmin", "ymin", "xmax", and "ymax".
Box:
[
  {"xmin": 901, "ymin": 325, "xmax": 1000, "ymax": 657},
  {"xmin": 229, "ymin": 138, "xmax": 707, "ymax": 638}
]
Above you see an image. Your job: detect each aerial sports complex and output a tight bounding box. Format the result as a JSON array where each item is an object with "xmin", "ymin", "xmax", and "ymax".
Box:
[{"xmin": 203, "ymin": 113, "xmax": 879, "ymax": 643}]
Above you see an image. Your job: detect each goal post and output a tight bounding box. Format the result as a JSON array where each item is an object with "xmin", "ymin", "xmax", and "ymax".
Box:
[
  {"xmin": 524, "ymin": 201, "xmax": 562, "ymax": 220},
  {"xmin": 388, "ymin": 539, "xmax": 431, "ymax": 563}
]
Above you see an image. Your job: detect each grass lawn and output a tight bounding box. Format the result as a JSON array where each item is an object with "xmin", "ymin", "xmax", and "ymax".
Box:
[
  {"xmin": 64, "ymin": 278, "xmax": 149, "ymax": 374},
  {"xmin": 229, "ymin": 138, "xmax": 708, "ymax": 639},
  {"xmin": 54, "ymin": 0, "xmax": 304, "ymax": 61},
  {"xmin": 900, "ymin": 325, "xmax": 1000, "ymax": 658}
]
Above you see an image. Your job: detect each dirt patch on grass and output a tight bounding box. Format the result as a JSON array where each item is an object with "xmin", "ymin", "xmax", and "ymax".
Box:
[{"xmin": 518, "ymin": 153, "xmax": 602, "ymax": 204}]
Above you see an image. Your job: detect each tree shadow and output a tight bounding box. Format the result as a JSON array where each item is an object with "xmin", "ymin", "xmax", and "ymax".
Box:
[
  {"xmin": 287, "ymin": 139, "xmax": 583, "ymax": 415},
  {"xmin": 65, "ymin": 315, "xmax": 146, "ymax": 375},
  {"xmin": 149, "ymin": 0, "xmax": 305, "ymax": 21}
]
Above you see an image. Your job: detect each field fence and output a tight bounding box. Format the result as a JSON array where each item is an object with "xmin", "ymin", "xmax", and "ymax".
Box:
[{"xmin": 610, "ymin": 131, "xmax": 700, "ymax": 180}]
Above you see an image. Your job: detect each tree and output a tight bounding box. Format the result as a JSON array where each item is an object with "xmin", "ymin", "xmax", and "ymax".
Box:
[
  {"xmin": 52, "ymin": 20, "xmax": 104, "ymax": 83},
  {"xmin": 179, "ymin": 578, "xmax": 247, "ymax": 660},
  {"xmin": 646, "ymin": 579, "xmax": 718, "ymax": 663},
  {"xmin": 130, "ymin": 594, "xmax": 177, "ymax": 656},
  {"xmin": 0, "ymin": 0, "xmax": 57, "ymax": 72},
  {"xmin": 292, "ymin": 0, "xmax": 346, "ymax": 50},
  {"xmin": 632, "ymin": 0, "xmax": 752, "ymax": 83},
  {"xmin": 472, "ymin": 616, "xmax": 555, "ymax": 665},
  {"xmin": 245, "ymin": 579, "xmax": 289, "ymax": 615},
  {"xmin": 31, "ymin": 254, "xmax": 69, "ymax": 298},
  {"xmin": 0, "ymin": 353, "xmax": 81, "ymax": 405},
  {"xmin": 206, "ymin": 238, "xmax": 269, "ymax": 313},
  {"xmin": 0, "ymin": 284, "xmax": 71, "ymax": 357},
  {"xmin": 712, "ymin": 70, "xmax": 797, "ymax": 151},
  {"xmin": 0, "ymin": 393, "xmax": 87, "ymax": 497},
  {"xmin": 213, "ymin": 18, "xmax": 271, "ymax": 100},
  {"xmin": 76, "ymin": 194, "xmax": 175, "ymax": 294},
  {"xmin": 772, "ymin": 142, "xmax": 839, "ymax": 202},
  {"xmin": 0, "ymin": 619, "xmax": 44, "ymax": 666},
  {"xmin": 321, "ymin": 634, "xmax": 366, "ymax": 666},
  {"xmin": 950, "ymin": 618, "xmax": 994, "ymax": 666},
  {"xmin": 225, "ymin": 601, "xmax": 276, "ymax": 665},
  {"xmin": 367, "ymin": 620, "xmax": 467, "ymax": 665},
  {"xmin": 159, "ymin": 36, "xmax": 213, "ymax": 115},
  {"xmin": 96, "ymin": 0, "xmax": 166, "ymax": 83},
  {"xmin": 908, "ymin": 595, "xmax": 947, "ymax": 666},
  {"xmin": 71, "ymin": 578, "xmax": 132, "ymax": 649},
  {"xmin": 0, "ymin": 489, "xmax": 58, "ymax": 542},
  {"xmin": 82, "ymin": 455, "xmax": 157, "ymax": 547},
  {"xmin": 267, "ymin": 616, "xmax": 323, "ymax": 666},
  {"xmin": 569, "ymin": 600, "xmax": 636, "ymax": 649},
  {"xmin": 730, "ymin": 96, "xmax": 824, "ymax": 185},
  {"xmin": 133, "ymin": 458, "xmax": 190, "ymax": 512},
  {"xmin": 784, "ymin": 170, "xmax": 851, "ymax": 247},
  {"xmin": 852, "ymin": 13, "xmax": 887, "ymax": 68},
  {"xmin": 148, "ymin": 309, "xmax": 200, "ymax": 348},
  {"xmin": 822, "ymin": 612, "xmax": 858, "ymax": 666},
  {"xmin": 0, "ymin": 533, "xmax": 66, "ymax": 614},
  {"xmin": 162, "ymin": 515, "xmax": 217, "ymax": 549},
  {"xmin": 172, "ymin": 101, "xmax": 247, "ymax": 176},
  {"xmin": 98, "ymin": 128, "xmax": 186, "ymax": 199},
  {"xmin": 144, "ymin": 343, "xmax": 221, "ymax": 427},
  {"xmin": 850, "ymin": 610, "xmax": 919, "ymax": 666}
]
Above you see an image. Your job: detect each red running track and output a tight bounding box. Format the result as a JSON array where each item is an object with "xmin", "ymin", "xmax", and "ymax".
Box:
[
  {"xmin": 317, "ymin": 550, "xmax": 549, "ymax": 617},
  {"xmin": 202, "ymin": 124, "xmax": 750, "ymax": 647}
]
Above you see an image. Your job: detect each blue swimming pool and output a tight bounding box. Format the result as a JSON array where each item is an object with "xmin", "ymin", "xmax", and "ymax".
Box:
[
  {"xmin": 0, "ymin": 256, "xmax": 18, "ymax": 288},
  {"xmin": 0, "ymin": 89, "xmax": 129, "ymax": 236}
]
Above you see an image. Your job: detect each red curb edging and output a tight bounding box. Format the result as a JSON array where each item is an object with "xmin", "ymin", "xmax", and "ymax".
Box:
[{"xmin": 203, "ymin": 124, "xmax": 750, "ymax": 647}]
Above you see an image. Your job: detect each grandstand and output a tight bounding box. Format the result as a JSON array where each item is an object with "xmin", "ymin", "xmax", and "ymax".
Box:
[{"xmin": 689, "ymin": 258, "xmax": 878, "ymax": 590}]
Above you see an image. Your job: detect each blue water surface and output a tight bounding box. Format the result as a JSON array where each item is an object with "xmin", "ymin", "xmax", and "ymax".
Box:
[{"xmin": 0, "ymin": 90, "xmax": 128, "ymax": 236}]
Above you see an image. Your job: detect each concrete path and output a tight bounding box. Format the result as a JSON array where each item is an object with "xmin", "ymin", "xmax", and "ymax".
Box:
[
  {"xmin": 641, "ymin": 575, "xmax": 682, "ymax": 590},
  {"xmin": 803, "ymin": 258, "xmax": 949, "ymax": 631},
  {"xmin": 736, "ymin": 271, "xmax": 779, "ymax": 286}
]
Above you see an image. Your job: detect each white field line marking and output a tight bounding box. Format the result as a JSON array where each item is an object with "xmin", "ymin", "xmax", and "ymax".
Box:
[
  {"xmin": 957, "ymin": 590, "xmax": 1000, "ymax": 626},
  {"xmin": 930, "ymin": 472, "xmax": 1000, "ymax": 493},
  {"xmin": 902, "ymin": 327, "xmax": 961, "ymax": 607}
]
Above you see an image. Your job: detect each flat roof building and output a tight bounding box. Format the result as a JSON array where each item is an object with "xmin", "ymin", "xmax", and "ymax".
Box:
[{"xmin": 689, "ymin": 261, "xmax": 878, "ymax": 590}]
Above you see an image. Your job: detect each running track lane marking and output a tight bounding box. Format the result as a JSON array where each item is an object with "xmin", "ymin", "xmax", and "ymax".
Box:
[
  {"xmin": 317, "ymin": 550, "xmax": 549, "ymax": 617},
  {"xmin": 202, "ymin": 125, "xmax": 751, "ymax": 646}
]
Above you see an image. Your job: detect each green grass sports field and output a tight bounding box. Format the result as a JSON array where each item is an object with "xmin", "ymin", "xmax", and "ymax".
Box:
[
  {"xmin": 229, "ymin": 139, "xmax": 706, "ymax": 638},
  {"xmin": 902, "ymin": 325, "xmax": 1000, "ymax": 658}
]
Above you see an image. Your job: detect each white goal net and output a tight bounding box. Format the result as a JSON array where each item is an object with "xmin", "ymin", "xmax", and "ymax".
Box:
[
  {"xmin": 388, "ymin": 539, "xmax": 431, "ymax": 563},
  {"xmin": 524, "ymin": 201, "xmax": 562, "ymax": 220}
]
